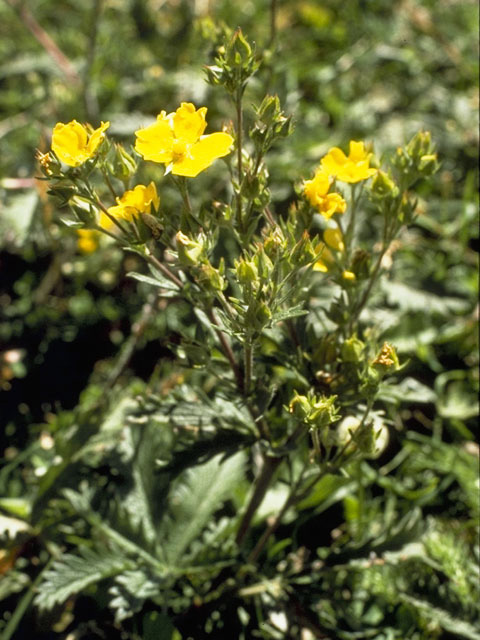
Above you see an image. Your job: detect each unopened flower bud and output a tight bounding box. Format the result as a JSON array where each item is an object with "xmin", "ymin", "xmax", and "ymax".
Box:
[
  {"xmin": 112, "ymin": 144, "xmax": 138, "ymax": 180},
  {"xmin": 254, "ymin": 301, "xmax": 272, "ymax": 327},
  {"xmin": 288, "ymin": 392, "xmax": 311, "ymax": 420},
  {"xmin": 371, "ymin": 170, "xmax": 399, "ymax": 198},
  {"xmin": 175, "ymin": 231, "xmax": 205, "ymax": 266},
  {"xmin": 418, "ymin": 153, "xmax": 438, "ymax": 175},
  {"xmin": 341, "ymin": 334, "xmax": 365, "ymax": 363},
  {"xmin": 310, "ymin": 394, "xmax": 339, "ymax": 429},
  {"xmin": 236, "ymin": 258, "xmax": 258, "ymax": 285},
  {"xmin": 198, "ymin": 263, "xmax": 225, "ymax": 291}
]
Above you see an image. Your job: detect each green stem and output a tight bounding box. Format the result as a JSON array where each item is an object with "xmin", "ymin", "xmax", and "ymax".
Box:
[
  {"xmin": 235, "ymin": 422, "xmax": 305, "ymax": 548},
  {"xmin": 235, "ymin": 85, "xmax": 244, "ymax": 232},
  {"xmin": 101, "ymin": 166, "xmax": 118, "ymax": 201},
  {"xmin": 247, "ymin": 459, "xmax": 309, "ymax": 563},
  {"xmin": 176, "ymin": 176, "xmax": 193, "ymax": 215},
  {"xmin": 344, "ymin": 183, "xmax": 360, "ymax": 257},
  {"xmin": 235, "ymin": 454, "xmax": 283, "ymax": 546},
  {"xmin": 244, "ymin": 339, "xmax": 253, "ymax": 395},
  {"xmin": 2, "ymin": 557, "xmax": 54, "ymax": 640},
  {"xmin": 207, "ymin": 308, "xmax": 243, "ymax": 393},
  {"xmin": 144, "ymin": 249, "xmax": 184, "ymax": 290}
]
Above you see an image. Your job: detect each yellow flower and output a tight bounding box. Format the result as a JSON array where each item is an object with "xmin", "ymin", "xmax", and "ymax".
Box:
[
  {"xmin": 135, "ymin": 102, "xmax": 233, "ymax": 177},
  {"xmin": 342, "ymin": 270, "xmax": 356, "ymax": 281},
  {"xmin": 321, "ymin": 141, "xmax": 377, "ymax": 183},
  {"xmin": 304, "ymin": 170, "xmax": 347, "ymax": 220},
  {"xmin": 107, "ymin": 182, "xmax": 160, "ymax": 222},
  {"xmin": 52, "ymin": 120, "xmax": 109, "ymax": 166},
  {"xmin": 313, "ymin": 243, "xmax": 334, "ymax": 272},
  {"xmin": 323, "ymin": 227, "xmax": 344, "ymax": 252},
  {"xmin": 77, "ymin": 229, "xmax": 99, "ymax": 253}
]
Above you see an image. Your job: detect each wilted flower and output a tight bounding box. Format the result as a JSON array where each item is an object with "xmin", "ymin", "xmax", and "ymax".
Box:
[
  {"xmin": 321, "ymin": 141, "xmax": 376, "ymax": 183},
  {"xmin": 304, "ymin": 170, "xmax": 346, "ymax": 219},
  {"xmin": 52, "ymin": 120, "xmax": 109, "ymax": 166},
  {"xmin": 107, "ymin": 183, "xmax": 160, "ymax": 221},
  {"xmin": 135, "ymin": 102, "xmax": 233, "ymax": 177}
]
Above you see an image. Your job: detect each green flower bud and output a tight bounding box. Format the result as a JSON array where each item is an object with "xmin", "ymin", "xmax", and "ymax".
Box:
[
  {"xmin": 418, "ymin": 153, "xmax": 439, "ymax": 176},
  {"xmin": 226, "ymin": 27, "xmax": 252, "ymax": 66},
  {"xmin": 406, "ymin": 130, "xmax": 432, "ymax": 159},
  {"xmin": 356, "ymin": 420, "xmax": 389, "ymax": 458},
  {"xmin": 359, "ymin": 366, "xmax": 380, "ymax": 399},
  {"xmin": 112, "ymin": 144, "xmax": 138, "ymax": 180},
  {"xmin": 198, "ymin": 263, "xmax": 225, "ymax": 291},
  {"xmin": 288, "ymin": 392, "xmax": 311, "ymax": 420},
  {"xmin": 310, "ymin": 394, "xmax": 339, "ymax": 429},
  {"xmin": 341, "ymin": 334, "xmax": 365, "ymax": 364},
  {"xmin": 175, "ymin": 231, "xmax": 205, "ymax": 266},
  {"xmin": 291, "ymin": 231, "xmax": 316, "ymax": 266},
  {"xmin": 254, "ymin": 301, "xmax": 272, "ymax": 328},
  {"xmin": 257, "ymin": 95, "xmax": 281, "ymax": 125},
  {"xmin": 236, "ymin": 258, "xmax": 258, "ymax": 285},
  {"xmin": 263, "ymin": 228, "xmax": 286, "ymax": 259},
  {"xmin": 370, "ymin": 170, "xmax": 399, "ymax": 198}
]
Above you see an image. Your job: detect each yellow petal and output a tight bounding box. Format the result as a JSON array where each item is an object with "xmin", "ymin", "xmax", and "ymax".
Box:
[
  {"xmin": 348, "ymin": 140, "xmax": 367, "ymax": 162},
  {"xmin": 135, "ymin": 115, "xmax": 174, "ymax": 163},
  {"xmin": 321, "ymin": 147, "xmax": 348, "ymax": 176},
  {"xmin": 52, "ymin": 120, "xmax": 89, "ymax": 166},
  {"xmin": 86, "ymin": 121, "xmax": 110, "ymax": 154},
  {"xmin": 173, "ymin": 103, "xmax": 207, "ymax": 144},
  {"xmin": 172, "ymin": 132, "xmax": 233, "ymax": 177}
]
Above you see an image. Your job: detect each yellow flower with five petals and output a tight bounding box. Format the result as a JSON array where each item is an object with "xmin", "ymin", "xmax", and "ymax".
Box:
[
  {"xmin": 304, "ymin": 170, "xmax": 347, "ymax": 220},
  {"xmin": 320, "ymin": 141, "xmax": 376, "ymax": 183},
  {"xmin": 107, "ymin": 182, "xmax": 160, "ymax": 222},
  {"xmin": 134, "ymin": 103, "xmax": 233, "ymax": 177},
  {"xmin": 51, "ymin": 120, "xmax": 109, "ymax": 166}
]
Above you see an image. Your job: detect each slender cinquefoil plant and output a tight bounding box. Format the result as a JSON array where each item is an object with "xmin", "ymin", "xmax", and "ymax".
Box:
[{"xmin": 28, "ymin": 27, "xmax": 443, "ymax": 639}]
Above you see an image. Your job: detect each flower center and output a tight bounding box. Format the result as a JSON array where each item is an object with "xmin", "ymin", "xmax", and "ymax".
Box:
[{"xmin": 172, "ymin": 140, "xmax": 188, "ymax": 163}]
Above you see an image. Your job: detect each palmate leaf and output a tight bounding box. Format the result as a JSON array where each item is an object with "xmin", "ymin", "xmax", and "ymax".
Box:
[
  {"xmin": 160, "ymin": 451, "xmax": 246, "ymax": 565},
  {"xmin": 35, "ymin": 546, "xmax": 134, "ymax": 611}
]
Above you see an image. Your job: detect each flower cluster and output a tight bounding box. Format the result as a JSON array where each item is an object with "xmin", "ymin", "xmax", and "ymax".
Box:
[
  {"xmin": 46, "ymin": 103, "xmax": 234, "ymax": 240},
  {"xmin": 304, "ymin": 140, "xmax": 376, "ymax": 221}
]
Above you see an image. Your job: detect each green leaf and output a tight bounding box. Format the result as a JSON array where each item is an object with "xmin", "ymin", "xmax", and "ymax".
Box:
[
  {"xmin": 161, "ymin": 451, "xmax": 246, "ymax": 565},
  {"xmin": 127, "ymin": 270, "xmax": 180, "ymax": 292},
  {"xmin": 35, "ymin": 547, "xmax": 134, "ymax": 611},
  {"xmin": 377, "ymin": 377, "xmax": 437, "ymax": 404},
  {"xmin": 271, "ymin": 305, "xmax": 308, "ymax": 323}
]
